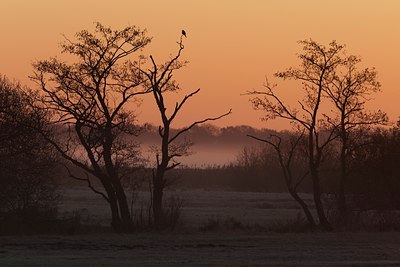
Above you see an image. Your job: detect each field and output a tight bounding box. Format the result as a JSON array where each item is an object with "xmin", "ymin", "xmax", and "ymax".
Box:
[
  {"xmin": 1, "ymin": 187, "xmax": 400, "ymax": 266},
  {"xmin": 58, "ymin": 188, "xmax": 314, "ymax": 228}
]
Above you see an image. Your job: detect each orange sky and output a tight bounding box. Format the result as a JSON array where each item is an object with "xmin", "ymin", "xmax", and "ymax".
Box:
[{"xmin": 1, "ymin": 0, "xmax": 400, "ymax": 129}]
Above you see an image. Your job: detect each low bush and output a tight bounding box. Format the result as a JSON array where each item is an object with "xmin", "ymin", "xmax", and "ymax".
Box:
[
  {"xmin": 0, "ymin": 207, "xmax": 77, "ymax": 235},
  {"xmin": 328, "ymin": 209, "xmax": 400, "ymax": 232}
]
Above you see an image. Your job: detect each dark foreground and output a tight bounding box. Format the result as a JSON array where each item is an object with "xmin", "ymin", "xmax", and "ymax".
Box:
[{"xmin": 1, "ymin": 232, "xmax": 400, "ymax": 266}]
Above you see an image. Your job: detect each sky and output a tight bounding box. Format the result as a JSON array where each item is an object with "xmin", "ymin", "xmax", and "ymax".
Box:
[{"xmin": 1, "ymin": 0, "xmax": 400, "ymax": 129}]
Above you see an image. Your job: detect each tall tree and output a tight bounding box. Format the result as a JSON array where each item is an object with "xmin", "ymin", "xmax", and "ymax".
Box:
[
  {"xmin": 323, "ymin": 54, "xmax": 387, "ymax": 221},
  {"xmin": 248, "ymin": 40, "xmax": 346, "ymax": 230},
  {"xmin": 141, "ymin": 32, "xmax": 231, "ymax": 227},
  {"xmin": 31, "ymin": 23, "xmax": 151, "ymax": 232}
]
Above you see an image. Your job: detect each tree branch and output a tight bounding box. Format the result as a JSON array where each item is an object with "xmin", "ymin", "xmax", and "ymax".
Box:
[{"xmin": 169, "ymin": 109, "xmax": 232, "ymax": 144}]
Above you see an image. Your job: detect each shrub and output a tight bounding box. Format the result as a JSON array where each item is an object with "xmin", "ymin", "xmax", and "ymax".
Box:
[{"xmin": 0, "ymin": 75, "xmax": 61, "ymax": 234}]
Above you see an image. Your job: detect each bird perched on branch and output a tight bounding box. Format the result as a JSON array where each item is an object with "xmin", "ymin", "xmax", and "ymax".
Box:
[{"xmin": 182, "ymin": 30, "xmax": 187, "ymax": 37}]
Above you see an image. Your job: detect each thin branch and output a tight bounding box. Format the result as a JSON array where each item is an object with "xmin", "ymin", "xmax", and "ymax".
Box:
[
  {"xmin": 64, "ymin": 165, "xmax": 110, "ymax": 203},
  {"xmin": 169, "ymin": 88, "xmax": 201, "ymax": 123},
  {"xmin": 169, "ymin": 109, "xmax": 232, "ymax": 144}
]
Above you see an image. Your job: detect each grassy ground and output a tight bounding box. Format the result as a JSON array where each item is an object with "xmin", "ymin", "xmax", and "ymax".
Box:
[
  {"xmin": 2, "ymin": 187, "xmax": 400, "ymax": 266},
  {"xmin": 1, "ymin": 232, "xmax": 400, "ymax": 266},
  {"xmin": 58, "ymin": 188, "xmax": 315, "ymax": 229}
]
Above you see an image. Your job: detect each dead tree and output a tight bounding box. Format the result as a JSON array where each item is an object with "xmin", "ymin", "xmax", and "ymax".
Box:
[
  {"xmin": 323, "ymin": 54, "xmax": 387, "ymax": 221},
  {"xmin": 31, "ymin": 23, "xmax": 151, "ymax": 232},
  {"xmin": 141, "ymin": 32, "xmax": 231, "ymax": 227},
  {"xmin": 248, "ymin": 40, "xmax": 346, "ymax": 231},
  {"xmin": 248, "ymin": 131, "xmax": 316, "ymax": 228}
]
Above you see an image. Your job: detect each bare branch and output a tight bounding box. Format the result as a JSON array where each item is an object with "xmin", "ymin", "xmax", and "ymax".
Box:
[
  {"xmin": 64, "ymin": 165, "xmax": 110, "ymax": 203},
  {"xmin": 169, "ymin": 88, "xmax": 201, "ymax": 123},
  {"xmin": 169, "ymin": 109, "xmax": 232, "ymax": 145}
]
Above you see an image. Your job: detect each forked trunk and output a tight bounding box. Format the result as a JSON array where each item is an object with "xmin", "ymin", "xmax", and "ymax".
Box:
[
  {"xmin": 311, "ymin": 169, "xmax": 332, "ymax": 231},
  {"xmin": 108, "ymin": 193, "xmax": 122, "ymax": 231},
  {"xmin": 104, "ymin": 178, "xmax": 133, "ymax": 232},
  {"xmin": 114, "ymin": 181, "xmax": 133, "ymax": 232}
]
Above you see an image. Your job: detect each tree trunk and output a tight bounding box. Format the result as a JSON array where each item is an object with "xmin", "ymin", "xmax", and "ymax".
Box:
[
  {"xmin": 311, "ymin": 169, "xmax": 332, "ymax": 231},
  {"xmin": 338, "ymin": 133, "xmax": 348, "ymax": 222},
  {"xmin": 338, "ymin": 158, "xmax": 347, "ymax": 222},
  {"xmin": 101, "ymin": 173, "xmax": 132, "ymax": 232},
  {"xmin": 108, "ymin": 192, "xmax": 123, "ymax": 231},
  {"xmin": 152, "ymin": 171, "xmax": 164, "ymax": 228},
  {"xmin": 102, "ymin": 131, "xmax": 133, "ymax": 232},
  {"xmin": 114, "ymin": 181, "xmax": 133, "ymax": 231},
  {"xmin": 152, "ymin": 121, "xmax": 169, "ymax": 229},
  {"xmin": 288, "ymin": 188, "xmax": 316, "ymax": 229},
  {"xmin": 308, "ymin": 124, "xmax": 332, "ymax": 231}
]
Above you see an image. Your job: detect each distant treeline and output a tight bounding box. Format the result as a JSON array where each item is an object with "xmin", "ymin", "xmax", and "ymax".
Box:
[{"xmin": 160, "ymin": 126, "xmax": 400, "ymax": 202}]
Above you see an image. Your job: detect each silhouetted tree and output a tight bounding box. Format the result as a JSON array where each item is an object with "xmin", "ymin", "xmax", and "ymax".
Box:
[
  {"xmin": 0, "ymin": 75, "xmax": 59, "ymax": 220},
  {"xmin": 248, "ymin": 40, "xmax": 346, "ymax": 230},
  {"xmin": 323, "ymin": 53, "xmax": 387, "ymax": 221},
  {"xmin": 141, "ymin": 32, "xmax": 231, "ymax": 227},
  {"xmin": 31, "ymin": 23, "xmax": 151, "ymax": 232},
  {"xmin": 248, "ymin": 131, "xmax": 316, "ymax": 228}
]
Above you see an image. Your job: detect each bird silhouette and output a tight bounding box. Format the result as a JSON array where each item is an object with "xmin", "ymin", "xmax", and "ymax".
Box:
[{"xmin": 182, "ymin": 30, "xmax": 187, "ymax": 37}]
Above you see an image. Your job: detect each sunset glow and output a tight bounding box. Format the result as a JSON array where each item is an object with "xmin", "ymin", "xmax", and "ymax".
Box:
[{"xmin": 1, "ymin": 0, "xmax": 400, "ymax": 129}]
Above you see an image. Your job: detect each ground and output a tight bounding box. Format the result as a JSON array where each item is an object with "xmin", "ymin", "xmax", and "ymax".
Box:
[
  {"xmin": 1, "ymin": 232, "xmax": 400, "ymax": 266},
  {"xmin": 1, "ymin": 187, "xmax": 400, "ymax": 266}
]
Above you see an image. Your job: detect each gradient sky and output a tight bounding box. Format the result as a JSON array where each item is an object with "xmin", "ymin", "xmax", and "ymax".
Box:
[{"xmin": 1, "ymin": 0, "xmax": 400, "ymax": 129}]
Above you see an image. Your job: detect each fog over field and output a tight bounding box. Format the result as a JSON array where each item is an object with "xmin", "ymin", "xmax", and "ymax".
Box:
[{"xmin": 138, "ymin": 124, "xmax": 271, "ymax": 166}]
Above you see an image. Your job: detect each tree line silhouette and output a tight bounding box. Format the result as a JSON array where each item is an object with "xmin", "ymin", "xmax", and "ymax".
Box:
[{"xmin": 0, "ymin": 23, "xmax": 398, "ymax": 233}]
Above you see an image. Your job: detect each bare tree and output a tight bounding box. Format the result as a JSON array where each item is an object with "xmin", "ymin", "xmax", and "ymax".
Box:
[
  {"xmin": 141, "ymin": 32, "xmax": 231, "ymax": 227},
  {"xmin": 31, "ymin": 23, "xmax": 151, "ymax": 232},
  {"xmin": 248, "ymin": 40, "xmax": 346, "ymax": 230},
  {"xmin": 323, "ymin": 54, "xmax": 387, "ymax": 221},
  {"xmin": 248, "ymin": 131, "xmax": 316, "ymax": 228}
]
